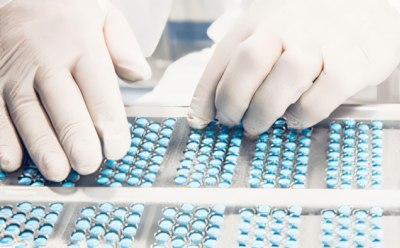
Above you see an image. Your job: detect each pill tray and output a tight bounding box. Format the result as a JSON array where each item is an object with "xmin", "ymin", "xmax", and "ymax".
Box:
[
  {"xmin": 1, "ymin": 104, "xmax": 400, "ymax": 248},
  {"xmin": 2, "ymin": 198, "xmax": 400, "ymax": 247},
  {"xmin": 1, "ymin": 104, "xmax": 399, "ymax": 190}
]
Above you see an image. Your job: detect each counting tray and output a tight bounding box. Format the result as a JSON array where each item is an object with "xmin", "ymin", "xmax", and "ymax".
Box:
[
  {"xmin": 1, "ymin": 104, "xmax": 400, "ymax": 190},
  {"xmin": 1, "ymin": 199, "xmax": 400, "ymax": 247},
  {"xmin": 1, "ymin": 104, "xmax": 400, "ymax": 247}
]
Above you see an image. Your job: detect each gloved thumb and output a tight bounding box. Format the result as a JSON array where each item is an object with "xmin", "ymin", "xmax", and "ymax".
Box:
[{"xmin": 103, "ymin": 2, "xmax": 151, "ymax": 82}]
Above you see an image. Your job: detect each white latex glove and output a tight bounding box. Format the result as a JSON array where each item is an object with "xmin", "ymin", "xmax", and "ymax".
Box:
[
  {"xmin": 188, "ymin": 0, "xmax": 400, "ymax": 136},
  {"xmin": 0, "ymin": 0, "xmax": 151, "ymax": 181}
]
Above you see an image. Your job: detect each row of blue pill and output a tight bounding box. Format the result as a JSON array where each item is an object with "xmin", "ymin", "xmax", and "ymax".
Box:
[
  {"xmin": 321, "ymin": 206, "xmax": 383, "ymax": 248},
  {"xmin": 326, "ymin": 120, "xmax": 383, "ymax": 189},
  {"xmin": 68, "ymin": 202, "xmax": 145, "ymax": 248},
  {"xmin": 238, "ymin": 205, "xmax": 302, "ymax": 248},
  {"xmin": 0, "ymin": 202, "xmax": 63, "ymax": 247},
  {"xmin": 17, "ymin": 160, "xmax": 80, "ymax": 187},
  {"xmin": 0, "ymin": 169, "xmax": 6, "ymax": 182},
  {"xmin": 97, "ymin": 118, "xmax": 176, "ymax": 187},
  {"xmin": 175, "ymin": 120, "xmax": 242, "ymax": 188},
  {"xmin": 153, "ymin": 204, "xmax": 226, "ymax": 248},
  {"xmin": 249, "ymin": 118, "xmax": 313, "ymax": 188}
]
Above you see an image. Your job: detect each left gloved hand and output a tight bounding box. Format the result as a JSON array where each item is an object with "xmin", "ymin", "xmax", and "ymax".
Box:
[
  {"xmin": 0, "ymin": 0, "xmax": 150, "ymax": 181},
  {"xmin": 188, "ymin": 0, "xmax": 400, "ymax": 136}
]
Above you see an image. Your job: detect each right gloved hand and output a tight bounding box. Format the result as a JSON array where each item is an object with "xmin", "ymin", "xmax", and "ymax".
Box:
[
  {"xmin": 0, "ymin": 0, "xmax": 151, "ymax": 181},
  {"xmin": 188, "ymin": 0, "xmax": 400, "ymax": 136}
]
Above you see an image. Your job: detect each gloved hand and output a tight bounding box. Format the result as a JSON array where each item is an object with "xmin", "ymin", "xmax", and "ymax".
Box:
[
  {"xmin": 188, "ymin": 0, "xmax": 400, "ymax": 136},
  {"xmin": 0, "ymin": 0, "xmax": 151, "ymax": 181}
]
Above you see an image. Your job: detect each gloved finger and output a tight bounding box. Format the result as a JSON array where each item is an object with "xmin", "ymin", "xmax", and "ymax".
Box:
[
  {"xmin": 0, "ymin": 98, "xmax": 23, "ymax": 172},
  {"xmin": 103, "ymin": 3, "xmax": 151, "ymax": 81},
  {"xmin": 284, "ymin": 44, "xmax": 373, "ymax": 129},
  {"xmin": 284, "ymin": 72, "xmax": 366, "ymax": 129},
  {"xmin": 72, "ymin": 41, "xmax": 130, "ymax": 160},
  {"xmin": 243, "ymin": 49, "xmax": 323, "ymax": 136},
  {"xmin": 4, "ymin": 82, "xmax": 70, "ymax": 182},
  {"xmin": 214, "ymin": 28, "xmax": 282, "ymax": 126},
  {"xmin": 35, "ymin": 68, "xmax": 102, "ymax": 175},
  {"xmin": 187, "ymin": 17, "xmax": 257, "ymax": 129}
]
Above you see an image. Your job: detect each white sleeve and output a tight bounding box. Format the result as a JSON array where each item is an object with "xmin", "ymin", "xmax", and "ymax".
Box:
[
  {"xmin": 0, "ymin": 0, "xmax": 12, "ymax": 8},
  {"xmin": 388, "ymin": 0, "xmax": 400, "ymax": 13},
  {"xmin": 109, "ymin": 0, "xmax": 172, "ymax": 57}
]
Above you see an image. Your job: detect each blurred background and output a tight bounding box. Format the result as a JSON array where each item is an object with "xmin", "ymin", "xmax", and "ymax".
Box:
[{"xmin": 111, "ymin": 0, "xmax": 400, "ymax": 106}]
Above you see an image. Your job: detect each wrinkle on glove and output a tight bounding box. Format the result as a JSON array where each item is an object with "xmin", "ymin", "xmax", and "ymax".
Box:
[
  {"xmin": 0, "ymin": 0, "xmax": 150, "ymax": 181},
  {"xmin": 188, "ymin": 0, "xmax": 400, "ymax": 136}
]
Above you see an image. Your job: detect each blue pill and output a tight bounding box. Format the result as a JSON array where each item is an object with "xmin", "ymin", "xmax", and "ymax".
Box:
[
  {"xmin": 130, "ymin": 204, "xmax": 143, "ymax": 216},
  {"xmin": 322, "ymin": 210, "xmax": 336, "ymax": 219},
  {"xmin": 39, "ymin": 223, "xmax": 54, "ymax": 236},
  {"xmin": 12, "ymin": 212, "xmax": 26, "ymax": 224},
  {"xmin": 34, "ymin": 236, "xmax": 48, "ymax": 247},
  {"xmin": 174, "ymin": 176, "xmax": 188, "ymax": 185},
  {"xmin": 114, "ymin": 172, "xmax": 127, "ymax": 182},
  {"xmin": 158, "ymin": 137, "xmax": 170, "ymax": 147},
  {"xmin": 268, "ymin": 146, "xmax": 282, "ymax": 156},
  {"xmin": 239, "ymin": 222, "xmax": 252, "ymax": 234},
  {"xmin": 370, "ymin": 207, "xmax": 383, "ymax": 217},
  {"xmin": 109, "ymin": 219, "xmax": 124, "ymax": 232},
  {"xmin": 6, "ymin": 223, "xmax": 21, "ymax": 235},
  {"xmin": 189, "ymin": 232, "xmax": 204, "ymax": 244},
  {"xmin": 218, "ymin": 181, "xmax": 231, "ymax": 188},
  {"xmin": 133, "ymin": 127, "xmax": 146, "ymax": 137},
  {"xmin": 32, "ymin": 206, "xmax": 46, "ymax": 218},
  {"xmin": 75, "ymin": 218, "xmax": 90, "ymax": 230},
  {"xmin": 176, "ymin": 213, "xmax": 192, "ymax": 225},
  {"xmin": 192, "ymin": 219, "xmax": 207, "ymax": 232},
  {"xmin": 206, "ymin": 226, "xmax": 221, "ymax": 238},
  {"xmin": 255, "ymin": 215, "xmax": 269, "ymax": 227},
  {"xmin": 18, "ymin": 177, "xmax": 32, "ymax": 185},
  {"xmin": 249, "ymin": 178, "xmax": 261, "ymax": 188},
  {"xmin": 127, "ymin": 146, "xmax": 138, "ymax": 156},
  {"xmin": 209, "ymin": 214, "xmax": 224, "ymax": 226},
  {"xmin": 100, "ymin": 168, "xmax": 113, "ymax": 178},
  {"xmin": 90, "ymin": 224, "xmax": 105, "ymax": 237},
  {"xmin": 86, "ymin": 238, "xmax": 101, "ymax": 248},
  {"xmin": 95, "ymin": 213, "xmax": 109, "ymax": 225},
  {"xmin": 19, "ymin": 229, "xmax": 34, "ymax": 241},
  {"xmin": 155, "ymin": 147, "xmax": 167, "ymax": 156},
  {"xmin": 173, "ymin": 225, "xmax": 188, "ymax": 237},
  {"xmin": 110, "ymin": 182, "xmax": 122, "ymax": 187},
  {"xmin": 126, "ymin": 213, "xmax": 141, "ymax": 225},
  {"xmin": 205, "ymin": 177, "xmax": 218, "ymax": 186},
  {"xmin": 127, "ymin": 177, "xmax": 140, "ymax": 186},
  {"xmin": 230, "ymin": 137, "xmax": 242, "ymax": 146},
  {"xmin": 148, "ymin": 123, "xmax": 161, "ymax": 133},
  {"xmin": 195, "ymin": 208, "xmax": 210, "ymax": 219},
  {"xmin": 159, "ymin": 218, "xmax": 174, "ymax": 231},
  {"xmin": 104, "ymin": 231, "xmax": 119, "ymax": 243},
  {"xmin": 171, "ymin": 237, "xmax": 185, "ymax": 248},
  {"xmin": 25, "ymin": 218, "xmax": 40, "ymax": 229},
  {"xmin": 330, "ymin": 122, "xmax": 342, "ymax": 132},
  {"xmin": 98, "ymin": 176, "xmax": 112, "ymax": 185},
  {"xmin": 118, "ymin": 239, "xmax": 133, "ymax": 248},
  {"xmin": 163, "ymin": 118, "xmax": 176, "ymax": 127},
  {"xmin": 131, "ymin": 137, "xmax": 142, "ymax": 147},
  {"xmin": 163, "ymin": 207, "xmax": 177, "ymax": 219},
  {"xmin": 135, "ymin": 118, "xmax": 149, "ymax": 127},
  {"xmin": 191, "ymin": 172, "xmax": 203, "ymax": 181},
  {"xmin": 259, "ymin": 133, "xmax": 269, "ymax": 142}
]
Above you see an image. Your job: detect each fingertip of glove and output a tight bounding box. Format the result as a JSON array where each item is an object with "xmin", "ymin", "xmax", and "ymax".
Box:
[
  {"xmin": 40, "ymin": 153, "xmax": 71, "ymax": 182},
  {"xmin": 0, "ymin": 154, "xmax": 22, "ymax": 173},
  {"xmin": 116, "ymin": 61, "xmax": 152, "ymax": 82},
  {"xmin": 102, "ymin": 127, "xmax": 131, "ymax": 160},
  {"xmin": 283, "ymin": 111, "xmax": 306, "ymax": 129},
  {"xmin": 70, "ymin": 140, "xmax": 103, "ymax": 176},
  {"xmin": 187, "ymin": 110, "xmax": 212, "ymax": 130}
]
